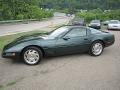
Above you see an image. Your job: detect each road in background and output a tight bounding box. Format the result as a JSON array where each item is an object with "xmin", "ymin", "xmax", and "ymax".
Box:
[{"xmin": 0, "ymin": 13, "xmax": 72, "ymax": 36}]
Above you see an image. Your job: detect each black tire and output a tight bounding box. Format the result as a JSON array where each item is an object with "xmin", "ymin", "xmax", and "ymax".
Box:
[
  {"xmin": 89, "ymin": 41, "xmax": 104, "ymax": 56},
  {"xmin": 22, "ymin": 46, "xmax": 43, "ymax": 65}
]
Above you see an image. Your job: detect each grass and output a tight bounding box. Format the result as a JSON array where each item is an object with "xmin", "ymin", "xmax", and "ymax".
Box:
[
  {"xmin": 0, "ymin": 82, "xmax": 16, "ymax": 89},
  {"xmin": 0, "ymin": 85, "xmax": 4, "ymax": 90},
  {"xmin": 0, "ymin": 77, "xmax": 24, "ymax": 89},
  {"xmin": 0, "ymin": 30, "xmax": 48, "ymax": 51},
  {"xmin": 0, "ymin": 23, "xmax": 66, "ymax": 51},
  {"xmin": 6, "ymin": 81, "xmax": 17, "ymax": 87}
]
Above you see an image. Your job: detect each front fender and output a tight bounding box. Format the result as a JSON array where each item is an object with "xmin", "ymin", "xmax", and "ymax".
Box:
[{"xmin": 3, "ymin": 40, "xmax": 42, "ymax": 53}]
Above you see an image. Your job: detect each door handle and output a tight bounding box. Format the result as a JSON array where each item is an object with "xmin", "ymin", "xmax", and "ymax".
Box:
[
  {"xmin": 63, "ymin": 37, "xmax": 70, "ymax": 40},
  {"xmin": 84, "ymin": 38, "xmax": 88, "ymax": 40}
]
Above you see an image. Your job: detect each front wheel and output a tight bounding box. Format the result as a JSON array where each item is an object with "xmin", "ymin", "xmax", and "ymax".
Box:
[
  {"xmin": 22, "ymin": 47, "xmax": 43, "ymax": 65},
  {"xmin": 89, "ymin": 41, "xmax": 104, "ymax": 56}
]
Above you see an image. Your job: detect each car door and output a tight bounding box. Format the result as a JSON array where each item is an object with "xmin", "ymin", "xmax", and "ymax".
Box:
[{"xmin": 55, "ymin": 27, "xmax": 91, "ymax": 55}]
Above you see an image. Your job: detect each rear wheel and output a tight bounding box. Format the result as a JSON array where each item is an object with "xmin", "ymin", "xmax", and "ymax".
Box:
[
  {"xmin": 22, "ymin": 47, "xmax": 43, "ymax": 65},
  {"xmin": 89, "ymin": 41, "xmax": 104, "ymax": 56}
]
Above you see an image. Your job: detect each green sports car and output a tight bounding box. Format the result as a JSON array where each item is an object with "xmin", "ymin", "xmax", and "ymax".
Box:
[{"xmin": 2, "ymin": 26, "xmax": 115, "ymax": 65}]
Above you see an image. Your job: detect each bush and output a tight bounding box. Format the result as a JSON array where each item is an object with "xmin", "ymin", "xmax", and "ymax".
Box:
[
  {"xmin": 0, "ymin": 1, "xmax": 53, "ymax": 21},
  {"xmin": 75, "ymin": 9, "xmax": 120, "ymax": 22},
  {"xmin": 16, "ymin": 14, "xmax": 24, "ymax": 20},
  {"xmin": 21, "ymin": 6, "xmax": 53, "ymax": 20}
]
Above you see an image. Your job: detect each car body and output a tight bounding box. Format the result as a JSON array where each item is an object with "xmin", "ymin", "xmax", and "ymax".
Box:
[
  {"xmin": 71, "ymin": 18, "xmax": 86, "ymax": 26},
  {"xmin": 2, "ymin": 26, "xmax": 115, "ymax": 65},
  {"xmin": 108, "ymin": 20, "xmax": 120, "ymax": 30},
  {"xmin": 89, "ymin": 20, "xmax": 101, "ymax": 29}
]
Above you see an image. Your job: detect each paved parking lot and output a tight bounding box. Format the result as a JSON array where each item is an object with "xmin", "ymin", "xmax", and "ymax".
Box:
[{"xmin": 0, "ymin": 31, "xmax": 120, "ymax": 90}]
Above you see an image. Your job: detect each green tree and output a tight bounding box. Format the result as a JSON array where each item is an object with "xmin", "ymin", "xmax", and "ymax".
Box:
[{"xmin": 0, "ymin": 0, "xmax": 53, "ymax": 20}]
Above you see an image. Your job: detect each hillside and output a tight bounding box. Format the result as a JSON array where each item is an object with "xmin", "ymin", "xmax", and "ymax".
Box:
[{"xmin": 41, "ymin": 0, "xmax": 120, "ymax": 10}]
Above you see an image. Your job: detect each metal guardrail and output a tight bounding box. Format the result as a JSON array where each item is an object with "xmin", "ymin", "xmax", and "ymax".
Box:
[{"xmin": 0, "ymin": 18, "xmax": 49, "ymax": 24}]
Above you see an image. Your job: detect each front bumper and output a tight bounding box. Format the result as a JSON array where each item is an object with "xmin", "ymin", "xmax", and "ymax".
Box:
[
  {"xmin": 2, "ymin": 52, "xmax": 20, "ymax": 59},
  {"xmin": 108, "ymin": 26, "xmax": 120, "ymax": 30}
]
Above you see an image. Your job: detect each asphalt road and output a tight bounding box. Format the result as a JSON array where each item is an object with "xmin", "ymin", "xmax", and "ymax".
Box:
[
  {"xmin": 0, "ymin": 16, "xmax": 71, "ymax": 36},
  {"xmin": 0, "ymin": 30, "xmax": 120, "ymax": 90}
]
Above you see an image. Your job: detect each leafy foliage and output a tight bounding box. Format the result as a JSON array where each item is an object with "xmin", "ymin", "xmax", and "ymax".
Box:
[
  {"xmin": 0, "ymin": 0, "xmax": 53, "ymax": 20},
  {"xmin": 41, "ymin": 0, "xmax": 120, "ymax": 14},
  {"xmin": 41, "ymin": 0, "xmax": 120, "ymax": 10},
  {"xmin": 76, "ymin": 9, "xmax": 120, "ymax": 22},
  {"xmin": 0, "ymin": 0, "xmax": 120, "ymax": 20}
]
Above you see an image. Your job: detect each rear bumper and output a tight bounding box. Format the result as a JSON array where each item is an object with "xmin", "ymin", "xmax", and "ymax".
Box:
[
  {"xmin": 105, "ymin": 40, "xmax": 114, "ymax": 47},
  {"xmin": 104, "ymin": 36, "xmax": 115, "ymax": 47}
]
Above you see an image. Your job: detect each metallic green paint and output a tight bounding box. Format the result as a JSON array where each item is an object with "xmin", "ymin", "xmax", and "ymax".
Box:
[{"xmin": 2, "ymin": 26, "xmax": 115, "ymax": 59}]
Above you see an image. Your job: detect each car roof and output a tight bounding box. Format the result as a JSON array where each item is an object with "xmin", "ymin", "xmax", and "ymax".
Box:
[
  {"xmin": 63, "ymin": 25, "xmax": 86, "ymax": 29},
  {"xmin": 109, "ymin": 20, "xmax": 119, "ymax": 22},
  {"xmin": 109, "ymin": 20, "xmax": 120, "ymax": 23},
  {"xmin": 91, "ymin": 20, "xmax": 100, "ymax": 22},
  {"xmin": 110, "ymin": 20, "xmax": 119, "ymax": 21}
]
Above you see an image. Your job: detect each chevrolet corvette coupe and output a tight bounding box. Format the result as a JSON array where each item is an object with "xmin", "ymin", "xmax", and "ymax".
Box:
[{"xmin": 2, "ymin": 26, "xmax": 115, "ymax": 65}]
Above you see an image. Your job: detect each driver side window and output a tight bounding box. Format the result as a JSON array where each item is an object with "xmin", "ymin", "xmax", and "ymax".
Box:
[{"xmin": 65, "ymin": 28, "xmax": 86, "ymax": 37}]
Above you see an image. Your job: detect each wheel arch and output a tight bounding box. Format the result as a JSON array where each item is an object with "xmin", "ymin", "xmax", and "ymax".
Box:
[
  {"xmin": 92, "ymin": 39, "xmax": 105, "ymax": 47},
  {"xmin": 89, "ymin": 39, "xmax": 105, "ymax": 56},
  {"xmin": 20, "ymin": 45, "xmax": 45, "ymax": 57}
]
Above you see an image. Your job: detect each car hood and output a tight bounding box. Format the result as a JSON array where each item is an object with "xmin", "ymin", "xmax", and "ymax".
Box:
[
  {"xmin": 15, "ymin": 33, "xmax": 48, "ymax": 42},
  {"xmin": 90, "ymin": 23, "xmax": 100, "ymax": 25},
  {"xmin": 3, "ymin": 33, "xmax": 48, "ymax": 50}
]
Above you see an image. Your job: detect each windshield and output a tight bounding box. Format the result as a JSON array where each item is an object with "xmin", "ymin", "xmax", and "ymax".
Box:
[
  {"xmin": 48, "ymin": 27, "xmax": 69, "ymax": 38},
  {"xmin": 91, "ymin": 20, "xmax": 100, "ymax": 23},
  {"xmin": 109, "ymin": 20, "xmax": 120, "ymax": 24},
  {"xmin": 89, "ymin": 28, "xmax": 102, "ymax": 34}
]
